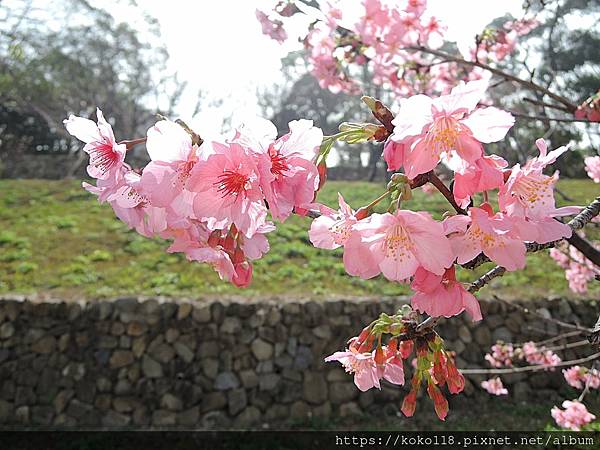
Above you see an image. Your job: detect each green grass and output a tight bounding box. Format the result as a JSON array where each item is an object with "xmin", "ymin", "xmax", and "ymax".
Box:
[{"xmin": 0, "ymin": 178, "xmax": 597, "ymax": 300}]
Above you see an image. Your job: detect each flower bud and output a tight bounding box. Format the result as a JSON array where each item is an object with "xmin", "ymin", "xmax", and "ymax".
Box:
[
  {"xmin": 427, "ymin": 382, "xmax": 449, "ymax": 421},
  {"xmin": 399, "ymin": 340, "xmax": 414, "ymax": 359},
  {"xmin": 401, "ymin": 389, "xmax": 418, "ymax": 417},
  {"xmin": 354, "ymin": 207, "xmax": 370, "ymax": 220}
]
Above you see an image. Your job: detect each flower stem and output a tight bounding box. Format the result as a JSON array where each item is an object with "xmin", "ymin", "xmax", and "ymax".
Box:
[{"xmin": 428, "ymin": 173, "xmax": 467, "ymax": 215}]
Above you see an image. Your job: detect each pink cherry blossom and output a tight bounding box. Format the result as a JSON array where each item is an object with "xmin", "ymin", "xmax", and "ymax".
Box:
[
  {"xmin": 410, "ymin": 266, "xmax": 482, "ymax": 321},
  {"xmin": 453, "ymin": 155, "xmax": 508, "ymax": 208},
  {"xmin": 390, "ymin": 79, "xmax": 514, "ymax": 179},
  {"xmin": 140, "ymin": 120, "xmax": 199, "ymax": 208},
  {"xmin": 187, "ymin": 141, "xmax": 267, "ymax": 238},
  {"xmin": 237, "ymin": 119, "xmax": 323, "ymax": 222},
  {"xmin": 347, "ymin": 210, "xmax": 455, "ymax": 282},
  {"xmin": 519, "ymin": 341, "xmax": 561, "ymax": 368},
  {"xmin": 445, "ymin": 207, "xmax": 526, "ymax": 271},
  {"xmin": 325, "ymin": 347, "xmax": 380, "ymax": 392},
  {"xmin": 309, "ymin": 194, "xmax": 356, "ymax": 250},
  {"xmin": 164, "ymin": 224, "xmax": 236, "ymax": 283},
  {"xmin": 585, "ymin": 155, "xmax": 600, "ymax": 183},
  {"xmin": 499, "ymin": 138, "xmax": 577, "ymax": 221},
  {"xmin": 481, "ymin": 377, "xmax": 508, "ymax": 395},
  {"xmin": 256, "ymin": 9, "xmax": 287, "ymax": 43},
  {"xmin": 382, "ymin": 140, "xmax": 407, "ymax": 172},
  {"xmin": 485, "ymin": 343, "xmax": 514, "ymax": 368},
  {"xmin": 551, "ymin": 400, "xmax": 596, "ymax": 431},
  {"xmin": 552, "ymin": 244, "xmax": 600, "ymax": 294},
  {"xmin": 64, "ymin": 108, "xmax": 126, "ymax": 180},
  {"xmin": 563, "ymin": 366, "xmax": 600, "ymax": 390}
]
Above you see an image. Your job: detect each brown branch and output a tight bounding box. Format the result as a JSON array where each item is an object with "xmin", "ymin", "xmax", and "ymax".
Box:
[
  {"xmin": 409, "ymin": 46, "xmax": 578, "ymax": 112},
  {"xmin": 492, "ymin": 295, "xmax": 592, "ymax": 333},
  {"xmin": 460, "ymin": 352, "xmax": 600, "ymax": 375},
  {"xmin": 512, "ymin": 112, "xmax": 595, "ymax": 124},
  {"xmin": 523, "ymin": 97, "xmax": 572, "ymax": 113},
  {"xmin": 428, "ymin": 173, "xmax": 467, "ymax": 215}
]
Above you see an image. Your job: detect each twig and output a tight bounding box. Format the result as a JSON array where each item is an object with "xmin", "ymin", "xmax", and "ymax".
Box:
[
  {"xmin": 492, "ymin": 295, "xmax": 592, "ymax": 333},
  {"xmin": 523, "ymin": 97, "xmax": 572, "ymax": 113},
  {"xmin": 511, "ymin": 112, "xmax": 594, "ymax": 124},
  {"xmin": 408, "ymin": 46, "xmax": 578, "ymax": 112},
  {"xmin": 578, "ymin": 361, "xmax": 597, "ymax": 402},
  {"xmin": 428, "ymin": 173, "xmax": 467, "ymax": 215},
  {"xmin": 460, "ymin": 352, "xmax": 600, "ymax": 375}
]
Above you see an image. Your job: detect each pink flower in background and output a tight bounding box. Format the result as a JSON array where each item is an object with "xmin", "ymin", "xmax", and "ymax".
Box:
[
  {"xmin": 445, "ymin": 207, "xmax": 526, "ymax": 271},
  {"xmin": 187, "ymin": 141, "xmax": 267, "ymax": 237},
  {"xmin": 411, "ymin": 266, "xmax": 482, "ymax": 321},
  {"xmin": 551, "ymin": 400, "xmax": 596, "ymax": 431},
  {"xmin": 237, "ymin": 119, "xmax": 323, "ymax": 222},
  {"xmin": 140, "ymin": 120, "xmax": 198, "ymax": 208},
  {"xmin": 256, "ymin": 9, "xmax": 287, "ymax": 43},
  {"xmin": 325, "ymin": 347, "xmax": 380, "ymax": 392},
  {"xmin": 390, "ymin": 79, "xmax": 514, "ymax": 179},
  {"xmin": 550, "ymin": 244, "xmax": 600, "ymax": 294},
  {"xmin": 64, "ymin": 108, "xmax": 126, "ymax": 180},
  {"xmin": 485, "ymin": 343, "xmax": 515, "ymax": 368},
  {"xmin": 520, "ymin": 341, "xmax": 561, "ymax": 368},
  {"xmin": 563, "ymin": 366, "xmax": 600, "ymax": 390},
  {"xmin": 453, "ymin": 155, "xmax": 508, "ymax": 208},
  {"xmin": 481, "ymin": 377, "xmax": 508, "ymax": 395},
  {"xmin": 346, "ymin": 210, "xmax": 454, "ymax": 282},
  {"xmin": 585, "ymin": 155, "xmax": 600, "ymax": 182}
]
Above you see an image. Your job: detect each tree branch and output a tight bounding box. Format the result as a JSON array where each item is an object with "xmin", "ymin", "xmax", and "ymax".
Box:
[
  {"xmin": 409, "ymin": 46, "xmax": 578, "ymax": 112},
  {"xmin": 460, "ymin": 352, "xmax": 600, "ymax": 375}
]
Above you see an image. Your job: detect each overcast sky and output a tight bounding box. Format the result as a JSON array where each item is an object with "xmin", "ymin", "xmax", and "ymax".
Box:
[{"xmin": 129, "ymin": 0, "xmax": 524, "ymax": 136}]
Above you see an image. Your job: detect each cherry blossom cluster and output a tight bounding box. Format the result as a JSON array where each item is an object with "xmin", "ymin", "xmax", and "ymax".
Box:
[
  {"xmin": 550, "ymin": 244, "xmax": 600, "ymax": 294},
  {"xmin": 325, "ymin": 308, "xmax": 464, "ymax": 420},
  {"xmin": 480, "ymin": 340, "xmax": 600, "ymax": 430},
  {"xmin": 471, "ymin": 18, "xmax": 539, "ymax": 64},
  {"xmin": 311, "ymin": 79, "xmax": 577, "ymax": 325},
  {"xmin": 563, "ymin": 366, "xmax": 600, "ymax": 391},
  {"xmin": 484, "ymin": 342, "xmax": 514, "ymax": 368},
  {"xmin": 481, "ymin": 377, "xmax": 508, "ymax": 396},
  {"xmin": 519, "ymin": 341, "xmax": 562, "ymax": 367},
  {"xmin": 256, "ymin": 0, "xmax": 537, "ymax": 96},
  {"xmin": 481, "ymin": 340, "xmax": 562, "ymax": 398},
  {"xmin": 484, "ymin": 340, "xmax": 561, "ymax": 372},
  {"xmin": 551, "ymin": 401, "xmax": 596, "ymax": 431},
  {"xmin": 64, "ymin": 110, "xmax": 323, "ymax": 287}
]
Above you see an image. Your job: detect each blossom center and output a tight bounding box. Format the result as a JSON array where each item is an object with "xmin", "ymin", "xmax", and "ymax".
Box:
[
  {"xmin": 384, "ymin": 224, "xmax": 415, "ymax": 260},
  {"xmin": 426, "ymin": 116, "xmax": 461, "ymax": 156},
  {"xmin": 514, "ymin": 175, "xmax": 553, "ymax": 207},
  {"xmin": 214, "ymin": 170, "xmax": 249, "ymax": 198},
  {"xmin": 269, "ymin": 146, "xmax": 289, "ymax": 178},
  {"xmin": 90, "ymin": 141, "xmax": 119, "ymax": 174},
  {"xmin": 177, "ymin": 159, "xmax": 196, "ymax": 185},
  {"xmin": 329, "ymin": 219, "xmax": 351, "ymax": 245},
  {"xmin": 342, "ymin": 355, "xmax": 372, "ymax": 374}
]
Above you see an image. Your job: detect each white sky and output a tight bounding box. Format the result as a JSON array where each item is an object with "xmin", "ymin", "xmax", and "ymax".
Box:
[{"xmin": 131, "ymin": 0, "xmax": 524, "ymax": 136}]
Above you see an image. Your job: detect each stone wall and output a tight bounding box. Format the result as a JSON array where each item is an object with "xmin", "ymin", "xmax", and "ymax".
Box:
[{"xmin": 0, "ymin": 296, "xmax": 597, "ymax": 428}]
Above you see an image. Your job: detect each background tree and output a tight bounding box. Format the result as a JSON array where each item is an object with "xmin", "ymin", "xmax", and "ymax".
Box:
[
  {"xmin": 0, "ymin": 0, "xmax": 190, "ymax": 178},
  {"xmin": 464, "ymin": 0, "xmax": 600, "ymax": 177}
]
